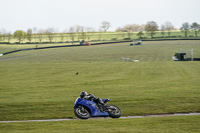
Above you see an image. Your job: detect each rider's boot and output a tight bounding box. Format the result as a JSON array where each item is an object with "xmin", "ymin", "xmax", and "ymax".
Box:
[
  {"xmin": 99, "ymin": 104, "xmax": 109, "ymax": 112},
  {"xmin": 97, "ymin": 104, "xmax": 105, "ymax": 112}
]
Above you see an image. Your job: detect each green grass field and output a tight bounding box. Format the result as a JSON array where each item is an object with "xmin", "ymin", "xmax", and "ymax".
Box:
[
  {"xmin": 0, "ymin": 40, "xmax": 200, "ymax": 132},
  {"xmin": 0, "ymin": 115, "xmax": 200, "ymax": 133}
]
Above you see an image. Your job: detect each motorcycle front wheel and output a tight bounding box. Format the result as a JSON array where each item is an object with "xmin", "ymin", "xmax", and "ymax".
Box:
[
  {"xmin": 74, "ymin": 105, "xmax": 90, "ymax": 119},
  {"xmin": 107, "ymin": 105, "xmax": 121, "ymax": 118}
]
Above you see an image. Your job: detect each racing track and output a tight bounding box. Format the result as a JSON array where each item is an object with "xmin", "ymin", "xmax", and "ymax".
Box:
[{"xmin": 0, "ymin": 112, "xmax": 200, "ymax": 123}]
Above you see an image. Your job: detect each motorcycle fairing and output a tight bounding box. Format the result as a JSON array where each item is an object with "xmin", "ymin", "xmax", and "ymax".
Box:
[{"xmin": 74, "ymin": 98, "xmax": 109, "ymax": 117}]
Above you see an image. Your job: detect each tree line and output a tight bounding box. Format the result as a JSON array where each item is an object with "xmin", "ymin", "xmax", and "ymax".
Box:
[
  {"xmin": 0, "ymin": 21, "xmax": 200, "ymax": 44},
  {"xmin": 116, "ymin": 21, "xmax": 200, "ymax": 39},
  {"xmin": 0, "ymin": 21, "xmax": 111, "ymax": 44}
]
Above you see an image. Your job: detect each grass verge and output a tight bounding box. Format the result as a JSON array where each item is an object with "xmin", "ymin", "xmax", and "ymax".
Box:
[{"xmin": 0, "ymin": 115, "xmax": 200, "ymax": 133}]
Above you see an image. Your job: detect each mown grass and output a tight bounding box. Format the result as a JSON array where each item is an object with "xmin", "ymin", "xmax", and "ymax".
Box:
[
  {"xmin": 0, "ymin": 115, "xmax": 200, "ymax": 133},
  {"xmin": 0, "ymin": 43, "xmax": 77, "ymax": 54},
  {"xmin": 0, "ymin": 41, "xmax": 200, "ymax": 121}
]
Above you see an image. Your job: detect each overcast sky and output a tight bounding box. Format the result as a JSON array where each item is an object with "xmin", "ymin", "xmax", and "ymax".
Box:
[{"xmin": 0, "ymin": 0, "xmax": 200, "ymax": 33}]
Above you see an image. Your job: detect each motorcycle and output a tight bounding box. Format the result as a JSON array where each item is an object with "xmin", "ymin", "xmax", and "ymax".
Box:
[{"xmin": 74, "ymin": 97, "xmax": 121, "ymax": 119}]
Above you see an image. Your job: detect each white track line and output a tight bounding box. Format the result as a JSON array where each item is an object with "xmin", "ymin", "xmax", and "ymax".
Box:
[{"xmin": 0, "ymin": 113, "xmax": 200, "ymax": 123}]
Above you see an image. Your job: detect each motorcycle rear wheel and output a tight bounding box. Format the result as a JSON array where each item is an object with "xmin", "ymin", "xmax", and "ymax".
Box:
[
  {"xmin": 107, "ymin": 105, "xmax": 121, "ymax": 118},
  {"xmin": 74, "ymin": 105, "xmax": 90, "ymax": 119}
]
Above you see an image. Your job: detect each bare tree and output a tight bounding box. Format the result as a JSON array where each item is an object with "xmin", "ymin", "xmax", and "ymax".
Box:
[
  {"xmin": 69, "ymin": 26, "xmax": 76, "ymax": 44},
  {"xmin": 0, "ymin": 28, "xmax": 7, "ymax": 41},
  {"xmin": 190, "ymin": 22, "xmax": 200, "ymax": 37},
  {"xmin": 45, "ymin": 28, "xmax": 55, "ymax": 42},
  {"xmin": 160, "ymin": 25, "xmax": 165, "ymax": 37},
  {"xmin": 124, "ymin": 24, "xmax": 133, "ymax": 39},
  {"xmin": 76, "ymin": 25, "xmax": 82, "ymax": 41},
  {"xmin": 6, "ymin": 32, "xmax": 12, "ymax": 43},
  {"xmin": 101, "ymin": 21, "xmax": 111, "ymax": 31},
  {"xmin": 145, "ymin": 21, "xmax": 159, "ymax": 38},
  {"xmin": 85, "ymin": 27, "xmax": 94, "ymax": 41},
  {"xmin": 164, "ymin": 21, "xmax": 174, "ymax": 37},
  {"xmin": 60, "ymin": 33, "xmax": 66, "ymax": 42},
  {"xmin": 0, "ymin": 29, "xmax": 12, "ymax": 43},
  {"xmin": 59, "ymin": 29, "xmax": 67, "ymax": 42},
  {"xmin": 180, "ymin": 22, "xmax": 190, "ymax": 38},
  {"xmin": 37, "ymin": 29, "xmax": 44, "ymax": 43},
  {"xmin": 80, "ymin": 26, "xmax": 86, "ymax": 40},
  {"xmin": 137, "ymin": 31, "xmax": 144, "ymax": 39},
  {"xmin": 27, "ymin": 28, "xmax": 33, "ymax": 42}
]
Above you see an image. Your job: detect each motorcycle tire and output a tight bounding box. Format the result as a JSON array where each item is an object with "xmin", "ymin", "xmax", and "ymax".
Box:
[
  {"xmin": 74, "ymin": 105, "xmax": 90, "ymax": 119},
  {"xmin": 107, "ymin": 105, "xmax": 121, "ymax": 118}
]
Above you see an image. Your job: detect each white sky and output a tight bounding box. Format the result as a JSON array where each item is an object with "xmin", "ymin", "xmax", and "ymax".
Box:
[{"xmin": 0, "ymin": 0, "xmax": 200, "ymax": 33}]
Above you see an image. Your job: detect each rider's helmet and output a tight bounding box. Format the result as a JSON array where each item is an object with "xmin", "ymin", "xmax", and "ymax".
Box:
[{"xmin": 80, "ymin": 91, "xmax": 88, "ymax": 98}]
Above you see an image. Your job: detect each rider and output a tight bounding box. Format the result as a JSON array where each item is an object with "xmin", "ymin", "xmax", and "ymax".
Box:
[{"xmin": 80, "ymin": 91, "xmax": 106, "ymax": 111}]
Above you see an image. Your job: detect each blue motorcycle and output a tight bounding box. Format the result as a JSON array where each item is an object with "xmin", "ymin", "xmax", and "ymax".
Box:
[{"xmin": 74, "ymin": 97, "xmax": 121, "ymax": 119}]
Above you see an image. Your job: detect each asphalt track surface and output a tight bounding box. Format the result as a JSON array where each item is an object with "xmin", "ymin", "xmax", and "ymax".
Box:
[{"xmin": 0, "ymin": 113, "xmax": 200, "ymax": 123}]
